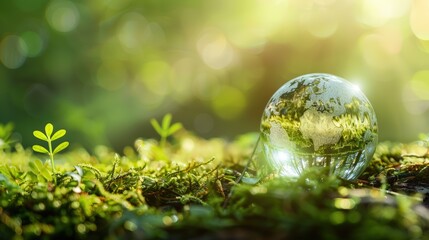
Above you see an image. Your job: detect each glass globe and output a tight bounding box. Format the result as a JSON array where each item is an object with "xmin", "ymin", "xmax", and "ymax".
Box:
[{"xmin": 260, "ymin": 73, "xmax": 378, "ymax": 180}]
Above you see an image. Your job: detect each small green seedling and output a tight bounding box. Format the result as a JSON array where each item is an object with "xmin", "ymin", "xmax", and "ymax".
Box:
[
  {"xmin": 32, "ymin": 123, "xmax": 69, "ymax": 183},
  {"xmin": 150, "ymin": 114, "xmax": 182, "ymax": 148}
]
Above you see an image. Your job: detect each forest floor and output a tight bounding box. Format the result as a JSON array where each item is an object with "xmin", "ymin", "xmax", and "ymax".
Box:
[{"xmin": 1, "ymin": 129, "xmax": 429, "ymax": 239}]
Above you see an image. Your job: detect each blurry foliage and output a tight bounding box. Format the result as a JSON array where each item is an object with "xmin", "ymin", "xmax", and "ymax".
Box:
[
  {"xmin": 0, "ymin": 122, "xmax": 15, "ymax": 151},
  {"xmin": 1, "ymin": 0, "xmax": 429, "ymax": 149},
  {"xmin": 1, "ymin": 122, "xmax": 429, "ymax": 239}
]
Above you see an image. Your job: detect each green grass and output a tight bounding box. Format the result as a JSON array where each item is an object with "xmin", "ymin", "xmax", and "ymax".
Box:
[{"xmin": 1, "ymin": 126, "xmax": 429, "ymax": 239}]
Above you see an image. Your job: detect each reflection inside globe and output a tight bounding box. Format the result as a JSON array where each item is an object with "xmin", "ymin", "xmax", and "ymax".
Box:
[{"xmin": 260, "ymin": 73, "xmax": 378, "ymax": 180}]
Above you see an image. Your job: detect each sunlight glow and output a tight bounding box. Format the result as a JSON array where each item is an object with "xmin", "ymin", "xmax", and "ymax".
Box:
[
  {"xmin": 410, "ymin": 0, "xmax": 429, "ymax": 40},
  {"xmin": 197, "ymin": 30, "xmax": 236, "ymax": 70},
  {"xmin": 302, "ymin": 7, "xmax": 338, "ymax": 38},
  {"xmin": 271, "ymin": 149, "xmax": 300, "ymax": 177},
  {"xmin": 352, "ymin": 83, "xmax": 362, "ymax": 93},
  {"xmin": 117, "ymin": 12, "xmax": 149, "ymax": 52},
  {"xmin": 46, "ymin": 0, "xmax": 80, "ymax": 32},
  {"xmin": 358, "ymin": 0, "xmax": 410, "ymax": 27}
]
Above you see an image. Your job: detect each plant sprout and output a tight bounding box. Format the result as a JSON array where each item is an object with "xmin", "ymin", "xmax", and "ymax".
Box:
[
  {"xmin": 150, "ymin": 114, "xmax": 182, "ymax": 148},
  {"xmin": 32, "ymin": 123, "xmax": 69, "ymax": 183}
]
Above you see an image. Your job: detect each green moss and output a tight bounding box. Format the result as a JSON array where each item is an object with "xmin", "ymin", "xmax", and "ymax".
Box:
[{"xmin": 0, "ymin": 131, "xmax": 429, "ymax": 239}]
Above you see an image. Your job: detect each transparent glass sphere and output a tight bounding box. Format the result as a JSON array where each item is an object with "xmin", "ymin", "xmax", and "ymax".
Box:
[{"xmin": 260, "ymin": 73, "xmax": 378, "ymax": 180}]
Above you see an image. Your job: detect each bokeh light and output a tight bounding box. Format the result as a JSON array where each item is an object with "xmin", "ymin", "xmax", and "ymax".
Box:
[
  {"xmin": 117, "ymin": 12, "xmax": 150, "ymax": 52},
  {"xmin": 411, "ymin": 71, "xmax": 429, "ymax": 100},
  {"xmin": 0, "ymin": 35, "xmax": 27, "ymax": 69},
  {"xmin": 45, "ymin": 0, "xmax": 79, "ymax": 32},
  {"xmin": 20, "ymin": 31, "xmax": 44, "ymax": 58},
  {"xmin": 197, "ymin": 30, "xmax": 236, "ymax": 70},
  {"xmin": 410, "ymin": 0, "xmax": 429, "ymax": 40},
  {"xmin": 302, "ymin": 5, "xmax": 338, "ymax": 39},
  {"xmin": 357, "ymin": 0, "xmax": 410, "ymax": 27},
  {"xmin": 0, "ymin": 0, "xmax": 428, "ymax": 150}
]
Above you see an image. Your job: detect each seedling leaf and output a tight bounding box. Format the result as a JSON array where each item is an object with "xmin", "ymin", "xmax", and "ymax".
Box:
[
  {"xmin": 40, "ymin": 160, "xmax": 53, "ymax": 181},
  {"xmin": 51, "ymin": 129, "xmax": 66, "ymax": 141},
  {"xmin": 35, "ymin": 159, "xmax": 45, "ymax": 169},
  {"xmin": 45, "ymin": 123, "xmax": 54, "ymax": 138},
  {"xmin": 150, "ymin": 119, "xmax": 163, "ymax": 135},
  {"xmin": 29, "ymin": 161, "xmax": 41, "ymax": 172},
  {"xmin": 162, "ymin": 114, "xmax": 172, "ymax": 131},
  {"xmin": 29, "ymin": 160, "xmax": 53, "ymax": 182},
  {"xmin": 32, "ymin": 145, "xmax": 49, "ymax": 154},
  {"xmin": 53, "ymin": 141, "xmax": 69, "ymax": 154},
  {"xmin": 33, "ymin": 130, "xmax": 47, "ymax": 141},
  {"xmin": 168, "ymin": 123, "xmax": 182, "ymax": 135},
  {"xmin": 41, "ymin": 169, "xmax": 53, "ymax": 181}
]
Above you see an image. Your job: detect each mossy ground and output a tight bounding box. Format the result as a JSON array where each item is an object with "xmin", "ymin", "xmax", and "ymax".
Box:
[{"xmin": 1, "ymin": 130, "xmax": 429, "ymax": 239}]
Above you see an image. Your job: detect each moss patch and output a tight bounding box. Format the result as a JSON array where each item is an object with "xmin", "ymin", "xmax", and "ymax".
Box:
[{"xmin": 1, "ymin": 131, "xmax": 429, "ymax": 239}]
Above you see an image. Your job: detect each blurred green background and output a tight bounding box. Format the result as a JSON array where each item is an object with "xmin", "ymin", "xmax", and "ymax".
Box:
[{"xmin": 1, "ymin": 0, "xmax": 429, "ymax": 150}]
